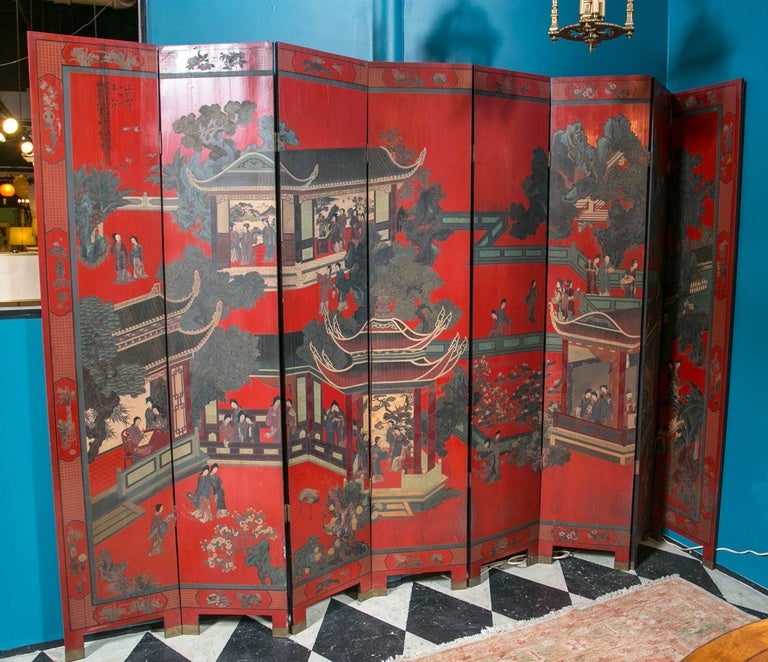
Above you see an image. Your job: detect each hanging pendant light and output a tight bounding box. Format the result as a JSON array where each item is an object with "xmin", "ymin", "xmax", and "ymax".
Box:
[
  {"xmin": 2, "ymin": 116, "xmax": 19, "ymax": 135},
  {"xmin": 549, "ymin": 1, "xmax": 635, "ymax": 52}
]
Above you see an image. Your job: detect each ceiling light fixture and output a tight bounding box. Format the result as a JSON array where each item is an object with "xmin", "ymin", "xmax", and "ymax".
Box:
[
  {"xmin": 549, "ymin": 1, "xmax": 635, "ymax": 52},
  {"xmin": 2, "ymin": 116, "xmax": 19, "ymax": 135}
]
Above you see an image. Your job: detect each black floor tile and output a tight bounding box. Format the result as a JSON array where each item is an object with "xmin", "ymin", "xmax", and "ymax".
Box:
[
  {"xmin": 312, "ymin": 599, "xmax": 405, "ymax": 662},
  {"xmin": 635, "ymin": 545, "xmax": 723, "ymax": 597},
  {"xmin": 125, "ymin": 632, "xmax": 190, "ymax": 662},
  {"xmin": 216, "ymin": 617, "xmax": 310, "ymax": 662},
  {"xmin": 406, "ymin": 583, "xmax": 493, "ymax": 645},
  {"xmin": 489, "ymin": 569, "xmax": 572, "ymax": 620},
  {"xmin": 8, "ymin": 545, "xmax": 767, "ymax": 662},
  {"xmin": 560, "ymin": 555, "xmax": 641, "ymax": 599}
]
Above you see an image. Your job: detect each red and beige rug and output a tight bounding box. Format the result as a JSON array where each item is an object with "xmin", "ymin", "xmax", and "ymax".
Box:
[{"xmin": 404, "ymin": 577, "xmax": 757, "ymax": 661}]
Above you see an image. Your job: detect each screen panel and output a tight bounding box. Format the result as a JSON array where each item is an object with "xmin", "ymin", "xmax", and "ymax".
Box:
[
  {"xmin": 29, "ymin": 32, "xmax": 181, "ymax": 655},
  {"xmin": 157, "ymin": 42, "xmax": 289, "ymax": 633},
  {"xmin": 367, "ymin": 61, "xmax": 473, "ymax": 590},
  {"xmin": 539, "ymin": 76, "xmax": 653, "ymax": 568},
  {"xmin": 275, "ymin": 43, "xmax": 372, "ymax": 629},
  {"xmin": 653, "ymin": 80, "xmax": 744, "ymax": 563},
  {"xmin": 470, "ymin": 67, "xmax": 550, "ymax": 579}
]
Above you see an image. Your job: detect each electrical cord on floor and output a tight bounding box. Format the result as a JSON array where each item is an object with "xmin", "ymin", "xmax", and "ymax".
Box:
[
  {"xmin": 663, "ymin": 534, "xmax": 768, "ymax": 558},
  {"xmin": 488, "ymin": 549, "xmax": 573, "ymax": 571},
  {"xmin": 479, "ymin": 552, "xmax": 531, "ymax": 573}
]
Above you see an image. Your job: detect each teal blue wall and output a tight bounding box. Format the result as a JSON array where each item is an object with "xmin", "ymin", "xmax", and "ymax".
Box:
[
  {"xmin": 145, "ymin": 0, "xmax": 668, "ymax": 78},
  {"xmin": 666, "ymin": 0, "xmax": 768, "ymax": 592},
  {"xmin": 402, "ymin": 0, "xmax": 667, "ymax": 78},
  {"xmin": 5, "ymin": 0, "xmax": 766, "ymax": 652},
  {"xmin": 145, "ymin": 0, "xmax": 374, "ymax": 60},
  {"xmin": 1, "ymin": 315, "xmax": 61, "ymax": 651}
]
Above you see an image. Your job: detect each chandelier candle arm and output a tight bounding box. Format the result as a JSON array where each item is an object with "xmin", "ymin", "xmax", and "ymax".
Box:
[
  {"xmin": 551, "ymin": 0, "xmax": 560, "ymax": 34},
  {"xmin": 580, "ymin": 1, "xmax": 605, "ymax": 19}
]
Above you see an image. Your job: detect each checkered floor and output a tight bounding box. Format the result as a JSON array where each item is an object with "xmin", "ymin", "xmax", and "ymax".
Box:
[{"xmin": 5, "ymin": 540, "xmax": 767, "ymax": 661}]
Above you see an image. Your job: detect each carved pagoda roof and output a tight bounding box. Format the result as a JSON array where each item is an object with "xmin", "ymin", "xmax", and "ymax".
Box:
[
  {"xmin": 324, "ymin": 309, "xmax": 452, "ymax": 355},
  {"xmin": 184, "ymin": 146, "xmax": 425, "ymax": 194},
  {"xmin": 310, "ymin": 336, "xmax": 465, "ymax": 391},
  {"xmin": 112, "ymin": 272, "xmax": 219, "ymax": 371},
  {"xmin": 310, "ymin": 313, "xmax": 466, "ymax": 392},
  {"xmin": 113, "ymin": 272, "xmax": 201, "ymax": 336},
  {"xmin": 548, "ymin": 303, "xmax": 641, "ymax": 351},
  {"xmin": 692, "ymin": 244, "xmax": 713, "ymax": 265},
  {"xmin": 118, "ymin": 301, "xmax": 222, "ymax": 374}
]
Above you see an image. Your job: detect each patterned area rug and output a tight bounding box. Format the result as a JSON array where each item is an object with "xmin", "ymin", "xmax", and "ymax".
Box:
[{"xmin": 404, "ymin": 577, "xmax": 757, "ymax": 661}]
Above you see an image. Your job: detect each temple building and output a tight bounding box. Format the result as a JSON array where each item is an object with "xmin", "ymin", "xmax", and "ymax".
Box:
[
  {"xmin": 303, "ymin": 310, "xmax": 466, "ymax": 516},
  {"xmin": 547, "ymin": 303, "xmax": 641, "ymax": 465},
  {"xmin": 185, "ymin": 146, "xmax": 426, "ymax": 277}
]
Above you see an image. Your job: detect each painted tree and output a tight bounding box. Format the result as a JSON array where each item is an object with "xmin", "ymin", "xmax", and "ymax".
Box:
[
  {"xmin": 550, "ymin": 115, "xmax": 648, "ymax": 267},
  {"xmin": 79, "ymin": 296, "xmax": 147, "ymax": 462},
  {"xmin": 435, "ymin": 368, "xmax": 469, "ymax": 458},
  {"xmin": 668, "ymin": 384, "xmax": 706, "ymax": 513},
  {"xmin": 173, "ymin": 100, "xmax": 257, "ymax": 160},
  {"xmin": 292, "ymin": 483, "xmax": 371, "ymax": 580},
  {"xmin": 662, "ymin": 148, "xmax": 715, "ymax": 367},
  {"xmin": 323, "ymin": 481, "xmax": 370, "ymax": 560},
  {"xmin": 403, "ymin": 183, "xmax": 452, "ymax": 265},
  {"xmin": 369, "ymin": 249, "xmax": 460, "ymax": 325},
  {"xmin": 152, "ymin": 100, "xmax": 264, "ymax": 238},
  {"xmin": 163, "ymin": 245, "xmax": 268, "ymax": 414},
  {"xmin": 73, "ymin": 164, "xmax": 134, "ymax": 266},
  {"xmin": 508, "ymin": 147, "xmax": 549, "ymax": 240}
]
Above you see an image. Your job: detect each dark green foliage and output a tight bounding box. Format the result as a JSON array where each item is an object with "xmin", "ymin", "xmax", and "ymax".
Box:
[
  {"xmin": 244, "ymin": 538, "xmax": 285, "ymax": 586},
  {"xmin": 370, "ymin": 249, "xmax": 460, "ymax": 324},
  {"xmin": 188, "ymin": 327, "xmax": 263, "ymax": 415},
  {"xmin": 163, "ymin": 245, "xmax": 268, "ymax": 412},
  {"xmin": 172, "ymin": 100, "xmax": 257, "ymax": 160},
  {"xmin": 435, "ymin": 367, "xmax": 469, "ymax": 456},
  {"xmin": 78, "ymin": 297, "xmax": 148, "ymax": 461},
  {"xmin": 165, "ymin": 245, "xmax": 266, "ymax": 328},
  {"xmin": 73, "ymin": 164, "xmax": 133, "ymax": 265},
  {"xmin": 541, "ymin": 441, "xmax": 571, "ymax": 469},
  {"xmin": 404, "ymin": 183, "xmax": 451, "ymax": 265},
  {"xmin": 550, "ymin": 115, "xmax": 648, "ymax": 266},
  {"xmin": 508, "ymin": 147, "xmax": 549, "ymax": 240}
]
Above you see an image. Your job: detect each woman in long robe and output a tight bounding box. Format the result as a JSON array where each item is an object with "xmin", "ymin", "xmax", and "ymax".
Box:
[
  {"xmin": 187, "ymin": 466, "xmax": 212, "ymax": 522},
  {"xmin": 209, "ymin": 464, "xmax": 228, "ymax": 518}
]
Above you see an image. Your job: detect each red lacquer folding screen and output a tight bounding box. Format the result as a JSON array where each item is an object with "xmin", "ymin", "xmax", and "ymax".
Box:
[
  {"xmin": 28, "ymin": 30, "xmax": 744, "ymax": 660},
  {"xmin": 653, "ymin": 80, "xmax": 744, "ymax": 564},
  {"xmin": 367, "ymin": 61, "xmax": 473, "ymax": 590},
  {"xmin": 274, "ymin": 43, "xmax": 372, "ymax": 630},
  {"xmin": 28, "ymin": 33, "xmax": 181, "ymax": 658},
  {"xmin": 539, "ymin": 76, "xmax": 658, "ymax": 568},
  {"xmin": 158, "ymin": 42, "xmax": 289, "ymax": 634},
  {"xmin": 470, "ymin": 67, "xmax": 550, "ymax": 579}
]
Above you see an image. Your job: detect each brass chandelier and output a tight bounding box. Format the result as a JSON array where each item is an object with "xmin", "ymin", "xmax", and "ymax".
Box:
[{"xmin": 549, "ymin": 1, "xmax": 635, "ymax": 52}]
